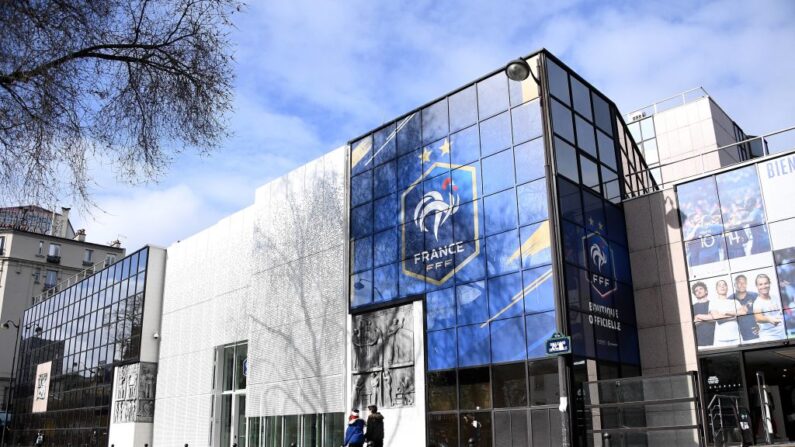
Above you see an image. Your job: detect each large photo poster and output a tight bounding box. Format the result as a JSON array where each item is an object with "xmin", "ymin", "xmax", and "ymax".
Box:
[
  {"xmin": 32, "ymin": 361, "xmax": 52, "ymax": 413},
  {"xmin": 679, "ymin": 154, "xmax": 795, "ymax": 350}
]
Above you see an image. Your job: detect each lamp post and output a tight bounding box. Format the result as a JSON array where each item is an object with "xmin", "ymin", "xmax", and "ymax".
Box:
[{"xmin": 1, "ymin": 320, "xmax": 42, "ymax": 447}]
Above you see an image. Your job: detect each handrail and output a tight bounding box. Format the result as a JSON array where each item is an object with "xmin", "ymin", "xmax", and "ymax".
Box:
[
  {"xmin": 625, "ymin": 87, "xmax": 710, "ymax": 121},
  {"xmin": 33, "ymin": 256, "xmax": 117, "ymax": 304},
  {"xmin": 625, "ymin": 124, "xmax": 795, "ymax": 197}
]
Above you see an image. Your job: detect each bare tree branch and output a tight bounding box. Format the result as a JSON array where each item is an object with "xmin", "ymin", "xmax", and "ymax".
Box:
[{"xmin": 0, "ymin": 0, "xmax": 239, "ymax": 209}]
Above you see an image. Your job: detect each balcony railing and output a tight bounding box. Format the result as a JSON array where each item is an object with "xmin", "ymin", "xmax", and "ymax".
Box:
[{"xmin": 33, "ymin": 256, "xmax": 119, "ymax": 304}]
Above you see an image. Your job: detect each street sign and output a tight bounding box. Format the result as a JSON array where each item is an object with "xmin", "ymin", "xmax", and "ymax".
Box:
[{"xmin": 546, "ymin": 333, "xmax": 571, "ymax": 356}]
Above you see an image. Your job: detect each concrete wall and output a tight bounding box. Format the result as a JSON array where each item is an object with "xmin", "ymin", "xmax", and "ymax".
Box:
[
  {"xmin": 624, "ymin": 189, "xmax": 698, "ymax": 375},
  {"xmin": 153, "ymin": 148, "xmax": 347, "ymax": 446}
]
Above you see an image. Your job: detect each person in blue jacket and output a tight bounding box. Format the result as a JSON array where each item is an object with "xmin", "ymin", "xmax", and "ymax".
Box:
[{"xmin": 343, "ymin": 409, "xmax": 366, "ymax": 447}]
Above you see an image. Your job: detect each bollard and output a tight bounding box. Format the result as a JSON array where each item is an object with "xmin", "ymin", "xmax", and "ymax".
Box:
[{"xmin": 602, "ymin": 432, "xmax": 611, "ymax": 447}]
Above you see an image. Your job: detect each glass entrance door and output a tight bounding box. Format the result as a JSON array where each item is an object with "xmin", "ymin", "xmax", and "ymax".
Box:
[{"xmin": 743, "ymin": 348, "xmax": 795, "ymax": 444}]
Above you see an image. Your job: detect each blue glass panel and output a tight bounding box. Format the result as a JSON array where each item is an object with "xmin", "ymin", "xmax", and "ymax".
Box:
[
  {"xmin": 399, "ymin": 268, "xmax": 426, "ymax": 296},
  {"xmin": 551, "ymin": 99, "xmax": 574, "ymax": 144},
  {"xmin": 484, "ymin": 189, "xmax": 518, "ymax": 236},
  {"xmin": 373, "ymin": 161, "xmax": 397, "ymax": 199},
  {"xmin": 454, "ymin": 241, "xmax": 486, "ymax": 284},
  {"xmin": 517, "ymin": 179, "xmax": 548, "ymax": 226},
  {"xmin": 373, "ymin": 123, "xmax": 397, "ymax": 166},
  {"xmin": 523, "ymin": 266, "xmax": 555, "ymax": 314},
  {"xmin": 137, "ymin": 248, "xmax": 147, "ymax": 272},
  {"xmin": 424, "ymin": 137, "xmax": 452, "ymax": 171},
  {"xmin": 715, "ymin": 165, "xmax": 766, "ymax": 231},
  {"xmin": 427, "ymin": 287, "xmax": 456, "ymax": 331},
  {"xmin": 482, "ymin": 149, "xmax": 515, "ymax": 195},
  {"xmin": 453, "ymin": 199, "xmax": 484, "ymax": 243},
  {"xmin": 491, "ymin": 317, "xmax": 527, "ymax": 363},
  {"xmin": 351, "ymin": 171, "xmax": 372, "ymax": 207},
  {"xmin": 558, "ymin": 177, "xmax": 583, "ymax": 225},
  {"xmin": 488, "ymin": 272, "xmax": 524, "ymax": 320},
  {"xmin": 450, "ymin": 125, "xmax": 480, "ymax": 166},
  {"xmin": 373, "ymin": 263, "xmax": 398, "ymax": 303},
  {"xmin": 374, "ymin": 193, "xmax": 398, "ymax": 232},
  {"xmin": 397, "ymin": 149, "xmax": 423, "ymax": 189},
  {"xmin": 397, "ymin": 113, "xmax": 422, "ymax": 155},
  {"xmin": 373, "ymin": 228, "xmax": 398, "ymax": 267},
  {"xmin": 477, "ymin": 72, "xmax": 509, "ymax": 119},
  {"xmin": 486, "ymin": 229, "xmax": 521, "ymax": 276},
  {"xmin": 611, "ymin": 242, "xmax": 632, "ymax": 283},
  {"xmin": 350, "ymin": 203, "xmax": 373, "ymax": 239},
  {"xmin": 514, "ymin": 139, "xmax": 545, "ymax": 184},
  {"xmin": 450, "ymin": 85, "xmax": 478, "ymax": 133},
  {"xmin": 592, "ymin": 93, "xmax": 612, "ymax": 135},
  {"xmin": 575, "ymin": 115, "xmax": 597, "ymax": 158},
  {"xmin": 401, "ymin": 222, "xmax": 424, "ymax": 261},
  {"xmin": 457, "ymin": 281, "xmax": 488, "ymax": 325},
  {"xmin": 582, "ymin": 189, "xmax": 606, "ymax": 234},
  {"xmin": 352, "ymin": 237, "xmax": 372, "ymax": 273},
  {"xmin": 511, "ymin": 99, "xmax": 543, "ymax": 145},
  {"xmin": 604, "ymin": 201, "xmax": 628, "ymax": 246},
  {"xmin": 571, "ymin": 76, "xmax": 592, "ymax": 121},
  {"xmin": 562, "ymin": 222, "xmax": 586, "ymax": 268},
  {"xmin": 597, "ymin": 129, "xmax": 617, "ymax": 170},
  {"xmin": 580, "ymin": 154, "xmax": 600, "ymax": 192},
  {"xmin": 555, "ymin": 137, "xmax": 579, "ymax": 183},
  {"xmin": 457, "ymin": 324, "xmax": 491, "ymax": 367},
  {"xmin": 350, "ymin": 270, "xmax": 372, "ymax": 307},
  {"xmin": 546, "ymin": 59, "xmax": 570, "ymax": 105},
  {"xmin": 422, "ymin": 99, "xmax": 449, "ymax": 146},
  {"xmin": 526, "ymin": 311, "xmax": 557, "ymax": 359},
  {"xmin": 351, "ymin": 135, "xmax": 373, "ymax": 176},
  {"xmin": 428, "ymin": 329, "xmax": 457, "ymax": 371},
  {"xmin": 480, "ymin": 112, "xmax": 512, "ymax": 157},
  {"xmin": 453, "ymin": 161, "xmax": 481, "ymax": 203},
  {"xmin": 519, "ymin": 222, "xmax": 552, "ymax": 270}
]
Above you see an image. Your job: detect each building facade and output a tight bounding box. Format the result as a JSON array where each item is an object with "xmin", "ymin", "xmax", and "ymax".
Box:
[
  {"xmin": 6, "ymin": 246, "xmax": 165, "ymax": 447},
  {"xmin": 0, "ymin": 207, "xmax": 125, "ymax": 426}
]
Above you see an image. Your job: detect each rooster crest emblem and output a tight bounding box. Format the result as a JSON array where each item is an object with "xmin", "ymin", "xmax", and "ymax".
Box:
[
  {"xmin": 590, "ymin": 243, "xmax": 607, "ymax": 273},
  {"xmin": 413, "ymin": 177, "xmax": 460, "ymax": 241}
]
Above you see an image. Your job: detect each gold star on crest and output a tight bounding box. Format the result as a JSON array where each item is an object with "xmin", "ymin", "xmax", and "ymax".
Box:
[
  {"xmin": 419, "ymin": 148, "xmax": 432, "ymax": 163},
  {"xmin": 439, "ymin": 138, "xmax": 451, "ymax": 155}
]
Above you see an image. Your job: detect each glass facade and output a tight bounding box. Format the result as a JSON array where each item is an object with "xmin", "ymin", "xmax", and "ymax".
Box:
[
  {"xmin": 678, "ymin": 152, "xmax": 795, "ymax": 350},
  {"xmin": 8, "ymin": 247, "xmax": 150, "ymax": 447},
  {"xmin": 348, "ymin": 50, "xmax": 646, "ymax": 445},
  {"xmin": 246, "ymin": 413, "xmax": 344, "ymax": 447}
]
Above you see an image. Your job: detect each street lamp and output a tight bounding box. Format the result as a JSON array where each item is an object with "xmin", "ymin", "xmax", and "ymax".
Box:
[
  {"xmin": 504, "ymin": 58, "xmax": 539, "ymax": 84},
  {"xmin": 2, "ymin": 321, "xmax": 42, "ymax": 447}
]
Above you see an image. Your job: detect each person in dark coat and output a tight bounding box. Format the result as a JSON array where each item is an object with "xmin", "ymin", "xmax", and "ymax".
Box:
[
  {"xmin": 366, "ymin": 404, "xmax": 385, "ymax": 447},
  {"xmin": 344, "ymin": 409, "xmax": 366, "ymax": 447}
]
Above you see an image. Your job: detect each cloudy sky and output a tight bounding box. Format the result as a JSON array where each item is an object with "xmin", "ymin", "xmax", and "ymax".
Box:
[{"xmin": 72, "ymin": 0, "xmax": 795, "ymax": 251}]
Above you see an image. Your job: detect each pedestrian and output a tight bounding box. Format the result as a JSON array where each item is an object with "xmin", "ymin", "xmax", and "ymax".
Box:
[
  {"xmin": 343, "ymin": 409, "xmax": 366, "ymax": 447},
  {"xmin": 35, "ymin": 431, "xmax": 44, "ymax": 446},
  {"xmin": 365, "ymin": 404, "xmax": 384, "ymax": 447}
]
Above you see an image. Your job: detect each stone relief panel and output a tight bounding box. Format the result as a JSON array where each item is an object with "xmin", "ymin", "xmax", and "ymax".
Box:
[
  {"xmin": 351, "ymin": 304, "xmax": 415, "ymax": 409},
  {"xmin": 113, "ymin": 362, "xmax": 157, "ymax": 423}
]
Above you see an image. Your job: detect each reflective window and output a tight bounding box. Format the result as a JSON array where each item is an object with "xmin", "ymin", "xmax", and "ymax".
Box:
[
  {"xmin": 477, "ymin": 72, "xmax": 509, "ymax": 119},
  {"xmin": 514, "ymin": 139, "xmax": 545, "ymax": 184},
  {"xmin": 551, "ymin": 99, "xmax": 574, "ymax": 143},
  {"xmin": 511, "ymin": 99, "xmax": 543, "ymax": 144},
  {"xmin": 427, "ymin": 288, "xmax": 456, "ymax": 331},
  {"xmin": 579, "ymin": 154, "xmax": 600, "ymax": 192},
  {"xmin": 575, "ymin": 115, "xmax": 597, "ymax": 158},
  {"xmin": 428, "ymin": 329, "xmax": 457, "ymax": 371},
  {"xmin": 396, "ymin": 113, "xmax": 421, "ymax": 155},
  {"xmin": 487, "ymin": 272, "xmax": 524, "ymax": 321},
  {"xmin": 457, "ymin": 281, "xmax": 488, "ymax": 325},
  {"xmin": 459, "ymin": 367, "xmax": 491, "ymax": 409},
  {"xmin": 492, "ymin": 363, "xmax": 527, "ymax": 408},
  {"xmin": 449, "ymin": 85, "xmax": 478, "ymax": 133},
  {"xmin": 592, "ymin": 93, "xmax": 613, "ymax": 134},
  {"xmin": 597, "ymin": 129, "xmax": 617, "ymax": 170},
  {"xmin": 422, "ymin": 98, "xmax": 449, "ymax": 145},
  {"xmin": 486, "ymin": 230, "xmax": 521, "ymax": 277},
  {"xmin": 491, "ymin": 317, "xmax": 527, "ymax": 363},
  {"xmin": 450, "ymin": 125, "xmax": 480, "ymax": 166},
  {"xmin": 482, "ymin": 149, "xmax": 515, "ymax": 195},
  {"xmin": 546, "ymin": 59, "xmax": 570, "ymax": 105},
  {"xmin": 716, "ymin": 165, "xmax": 766, "ymax": 231},
  {"xmin": 428, "ymin": 413, "xmax": 459, "ymax": 447},
  {"xmin": 373, "ymin": 161, "xmax": 396, "ymax": 198},
  {"xmin": 479, "ymin": 111, "xmax": 512, "ymax": 157},
  {"xmin": 571, "ymin": 76, "xmax": 592, "ymax": 121},
  {"xmin": 484, "ymin": 189, "xmax": 518, "ymax": 236},
  {"xmin": 373, "ymin": 123, "xmax": 397, "ymax": 166},
  {"xmin": 528, "ymin": 359, "xmax": 559, "ymax": 405},
  {"xmin": 526, "ymin": 311, "xmax": 556, "ymax": 359},
  {"xmin": 555, "ymin": 137, "xmax": 579, "ymax": 183},
  {"xmin": 457, "ymin": 323, "xmax": 491, "ymax": 367},
  {"xmin": 517, "ymin": 179, "xmax": 548, "ymax": 226}
]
